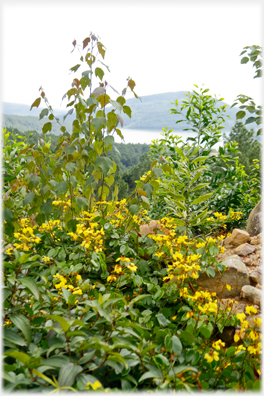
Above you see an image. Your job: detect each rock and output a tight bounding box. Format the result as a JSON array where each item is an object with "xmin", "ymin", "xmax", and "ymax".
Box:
[
  {"xmin": 218, "ymin": 299, "xmax": 248, "ymax": 314},
  {"xmin": 250, "ymin": 271, "xmax": 262, "ymax": 285},
  {"xmin": 234, "ymin": 243, "xmax": 256, "ymax": 256},
  {"xmin": 242, "ymin": 257, "xmax": 252, "ymax": 265},
  {"xmin": 246, "ymin": 200, "xmax": 262, "ymax": 236},
  {"xmin": 226, "ymin": 229, "xmax": 250, "ymax": 247},
  {"xmin": 240, "ymin": 285, "xmax": 262, "ymax": 307},
  {"xmin": 196, "ymin": 255, "xmax": 250, "ymax": 298}
]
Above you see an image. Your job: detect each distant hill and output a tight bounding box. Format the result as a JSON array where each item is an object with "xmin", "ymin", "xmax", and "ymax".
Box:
[{"xmin": 2, "ymin": 91, "xmax": 258, "ymax": 134}]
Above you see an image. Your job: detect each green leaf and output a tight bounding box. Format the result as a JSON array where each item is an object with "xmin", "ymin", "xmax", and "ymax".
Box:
[
  {"xmin": 200, "ymin": 327, "xmax": 211, "ymax": 339},
  {"xmin": 23, "ymin": 192, "xmax": 35, "ymax": 206},
  {"xmin": 156, "ymin": 313, "xmax": 168, "ymax": 327},
  {"xmin": 91, "ymin": 117, "xmax": 106, "ymax": 132},
  {"xmin": 56, "ymin": 181, "xmax": 68, "ymax": 196},
  {"xmin": 95, "ymin": 156, "xmax": 113, "ymax": 176},
  {"xmin": 245, "ymin": 117, "xmax": 256, "ymax": 125},
  {"xmin": 190, "ymin": 183, "xmax": 209, "ymax": 192},
  {"xmin": 152, "ymin": 167, "xmax": 163, "ymax": 177},
  {"xmin": 109, "ymin": 99, "xmax": 122, "ymax": 113},
  {"xmin": 180, "ymin": 331, "xmax": 195, "ymax": 344},
  {"xmin": 226, "ymin": 346, "xmax": 236, "ymax": 359},
  {"xmin": 129, "ymin": 204, "xmax": 139, "ymax": 215},
  {"xmin": 3, "ymin": 208, "xmax": 14, "ymax": 223},
  {"xmin": 129, "ymin": 294, "xmax": 151, "ymax": 306},
  {"xmin": 191, "ymin": 193, "xmax": 213, "ymax": 205},
  {"xmin": 39, "ymin": 108, "xmax": 49, "ymax": 120},
  {"xmin": 241, "ymin": 56, "xmax": 249, "ymax": 64},
  {"xmin": 3, "ymin": 329, "xmax": 27, "ymax": 346},
  {"xmin": 174, "ymin": 146, "xmax": 186, "ymax": 159},
  {"xmin": 171, "ymin": 335, "xmax": 182, "ymax": 355},
  {"xmin": 95, "ymin": 67, "xmax": 104, "ymax": 81},
  {"xmin": 139, "ymin": 367, "xmax": 163, "ymax": 382},
  {"xmin": 143, "ymin": 183, "xmax": 153, "ymax": 196},
  {"xmin": 10, "ymin": 314, "xmax": 31, "ymax": 345},
  {"xmin": 30, "ymin": 97, "xmax": 41, "ymax": 111},
  {"xmin": 123, "ymin": 105, "xmax": 132, "ymax": 118},
  {"xmin": 42, "ymin": 122, "xmax": 52, "ymax": 134},
  {"xmin": 206, "ymin": 267, "xmax": 215, "ymax": 277},
  {"xmin": 58, "ymin": 363, "xmax": 83, "ymax": 387},
  {"xmin": 236, "ymin": 110, "xmax": 246, "ymax": 120},
  {"xmin": 3, "ymin": 288, "xmax": 11, "ymax": 302},
  {"xmin": 18, "ymin": 277, "xmax": 40, "ymax": 300},
  {"xmin": 46, "ymin": 315, "xmax": 70, "ymax": 332},
  {"xmin": 40, "ymin": 201, "xmax": 53, "ymax": 216},
  {"xmin": 4, "ymin": 351, "xmax": 31, "ymax": 364},
  {"xmin": 32, "ymin": 369, "xmax": 57, "ymax": 387}
]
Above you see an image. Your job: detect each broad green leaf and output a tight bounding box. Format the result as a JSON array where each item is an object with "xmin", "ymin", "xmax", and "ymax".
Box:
[
  {"xmin": 40, "ymin": 201, "xmax": 53, "ymax": 216},
  {"xmin": 91, "ymin": 116, "xmax": 106, "ymax": 132},
  {"xmin": 39, "ymin": 108, "xmax": 49, "ymax": 120},
  {"xmin": 191, "ymin": 192, "xmax": 213, "ymax": 205},
  {"xmin": 10, "ymin": 314, "xmax": 31, "ymax": 345},
  {"xmin": 174, "ymin": 146, "xmax": 186, "ymax": 159},
  {"xmin": 236, "ymin": 110, "xmax": 246, "ymax": 120},
  {"xmin": 139, "ymin": 368, "xmax": 163, "ymax": 382},
  {"xmin": 109, "ymin": 99, "xmax": 122, "ymax": 112},
  {"xmin": 95, "ymin": 67, "xmax": 104, "ymax": 81},
  {"xmin": 152, "ymin": 167, "xmax": 163, "ymax": 177},
  {"xmin": 95, "ymin": 156, "xmax": 113, "ymax": 176},
  {"xmin": 180, "ymin": 331, "xmax": 195, "ymax": 344},
  {"xmin": 3, "ymin": 329, "xmax": 27, "ymax": 346},
  {"xmin": 4, "ymin": 351, "xmax": 31, "ymax": 364},
  {"xmin": 200, "ymin": 327, "xmax": 211, "ymax": 339},
  {"xmin": 46, "ymin": 315, "xmax": 70, "ymax": 332},
  {"xmin": 56, "ymin": 181, "xmax": 68, "ymax": 196},
  {"xmin": 206, "ymin": 267, "xmax": 215, "ymax": 277},
  {"xmin": 42, "ymin": 122, "xmax": 52, "ymax": 134},
  {"xmin": 129, "ymin": 294, "xmax": 151, "ymax": 306},
  {"xmin": 172, "ymin": 335, "xmax": 182, "ymax": 355},
  {"xmin": 3, "ymin": 288, "xmax": 11, "ymax": 302},
  {"xmin": 156, "ymin": 313, "xmax": 168, "ymax": 327},
  {"xmin": 3, "ymin": 208, "xmax": 14, "ymax": 222},
  {"xmin": 191, "ymin": 156, "xmax": 209, "ymax": 164},
  {"xmin": 129, "ymin": 204, "xmax": 139, "ymax": 215},
  {"xmin": 18, "ymin": 277, "xmax": 40, "ymax": 300},
  {"xmin": 30, "ymin": 97, "xmax": 41, "ymax": 110},
  {"xmin": 123, "ymin": 105, "xmax": 132, "ymax": 118},
  {"xmin": 23, "ymin": 192, "xmax": 35, "ymax": 206},
  {"xmin": 173, "ymin": 365, "xmax": 198, "ymax": 374}
]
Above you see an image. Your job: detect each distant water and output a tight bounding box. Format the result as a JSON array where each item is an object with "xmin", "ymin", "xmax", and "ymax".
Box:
[{"xmin": 114, "ymin": 128, "xmax": 224, "ymax": 149}]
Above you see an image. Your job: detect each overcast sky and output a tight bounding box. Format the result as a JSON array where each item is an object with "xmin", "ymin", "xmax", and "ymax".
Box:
[{"xmin": 1, "ymin": 0, "xmax": 263, "ymax": 112}]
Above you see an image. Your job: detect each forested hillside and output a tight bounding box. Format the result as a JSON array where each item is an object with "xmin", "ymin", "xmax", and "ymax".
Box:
[{"xmin": 2, "ymin": 91, "xmax": 258, "ymax": 133}]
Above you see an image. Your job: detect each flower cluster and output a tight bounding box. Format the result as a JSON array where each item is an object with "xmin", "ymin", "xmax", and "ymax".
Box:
[
  {"xmin": 53, "ymin": 272, "xmax": 83, "ymax": 296},
  {"xmin": 230, "ymin": 210, "xmax": 243, "ymax": 221},
  {"xmin": 107, "ymin": 256, "xmax": 138, "ymax": 283},
  {"xmin": 234, "ymin": 309, "xmax": 262, "ymax": 356}
]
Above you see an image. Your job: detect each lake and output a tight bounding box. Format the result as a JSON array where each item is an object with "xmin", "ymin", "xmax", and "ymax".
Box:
[{"xmin": 114, "ymin": 128, "xmax": 224, "ymax": 149}]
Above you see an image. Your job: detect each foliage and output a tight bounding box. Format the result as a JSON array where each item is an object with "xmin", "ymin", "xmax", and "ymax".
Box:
[
  {"xmin": 2, "ymin": 37, "xmax": 262, "ymax": 392},
  {"xmin": 232, "ymin": 45, "xmax": 262, "ymax": 135},
  {"xmin": 223, "ymin": 121, "xmax": 261, "ymax": 175}
]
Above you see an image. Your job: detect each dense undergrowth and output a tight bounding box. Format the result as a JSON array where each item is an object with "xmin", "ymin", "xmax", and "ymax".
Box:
[{"xmin": 2, "ymin": 34, "xmax": 262, "ymax": 392}]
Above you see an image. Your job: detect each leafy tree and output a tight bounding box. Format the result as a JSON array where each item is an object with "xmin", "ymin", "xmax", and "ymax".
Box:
[
  {"xmin": 232, "ymin": 45, "xmax": 262, "ymax": 135},
  {"xmin": 223, "ymin": 121, "xmax": 261, "ymax": 174}
]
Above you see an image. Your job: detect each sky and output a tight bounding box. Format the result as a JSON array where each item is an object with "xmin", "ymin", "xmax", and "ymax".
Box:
[{"xmin": 1, "ymin": 0, "xmax": 263, "ymax": 113}]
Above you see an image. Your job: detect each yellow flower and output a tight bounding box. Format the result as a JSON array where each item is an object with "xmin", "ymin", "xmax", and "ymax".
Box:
[
  {"xmin": 234, "ymin": 333, "xmax": 240, "ymax": 343},
  {"xmin": 226, "ymin": 284, "xmax": 231, "ymax": 291},
  {"xmin": 212, "ymin": 351, "xmax": 219, "ymax": 361},
  {"xmin": 114, "ymin": 265, "xmax": 123, "ymax": 274},
  {"xmin": 236, "ymin": 313, "xmax": 246, "ymax": 322},
  {"xmin": 235, "ymin": 344, "xmax": 246, "ymax": 354},
  {"xmin": 249, "ymin": 330, "xmax": 259, "ymax": 341},
  {"xmin": 116, "ymin": 256, "xmax": 130, "ymax": 263},
  {"xmin": 73, "ymin": 289, "xmax": 82, "ymax": 295},
  {"xmin": 204, "ymin": 353, "xmax": 213, "ymax": 363},
  {"xmin": 107, "ymin": 275, "xmax": 117, "ymax": 283},
  {"xmin": 86, "ymin": 380, "xmax": 102, "ymax": 390},
  {"xmin": 172, "ymin": 315, "xmax": 177, "ymax": 320},
  {"xmin": 212, "ymin": 339, "xmax": 225, "ymax": 350},
  {"xmin": 245, "ymin": 306, "xmax": 258, "ymax": 316},
  {"xmin": 42, "ymin": 256, "xmax": 51, "ymax": 263},
  {"xmin": 254, "ymin": 317, "xmax": 262, "ymax": 327},
  {"xmin": 5, "ymin": 248, "xmax": 14, "ymax": 255},
  {"xmin": 128, "ymin": 263, "xmax": 138, "ymax": 272},
  {"xmin": 76, "ymin": 274, "xmax": 82, "ymax": 281}
]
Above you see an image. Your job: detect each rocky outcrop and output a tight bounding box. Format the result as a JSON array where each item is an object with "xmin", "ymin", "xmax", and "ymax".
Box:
[
  {"xmin": 246, "ymin": 199, "xmax": 262, "ymax": 236},
  {"xmin": 196, "ymin": 255, "xmax": 250, "ymax": 298}
]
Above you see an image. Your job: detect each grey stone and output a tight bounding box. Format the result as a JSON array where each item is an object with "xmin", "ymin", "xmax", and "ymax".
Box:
[
  {"xmin": 250, "ymin": 271, "xmax": 262, "ymax": 285},
  {"xmin": 196, "ymin": 255, "xmax": 250, "ymax": 298},
  {"xmin": 234, "ymin": 243, "xmax": 256, "ymax": 256},
  {"xmin": 227, "ymin": 229, "xmax": 250, "ymax": 247},
  {"xmin": 241, "ymin": 285, "xmax": 262, "ymax": 307},
  {"xmin": 246, "ymin": 200, "xmax": 262, "ymax": 237}
]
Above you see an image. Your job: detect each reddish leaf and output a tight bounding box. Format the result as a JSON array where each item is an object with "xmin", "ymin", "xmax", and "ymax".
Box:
[
  {"xmin": 40, "ymin": 91, "xmax": 45, "ymax": 99},
  {"xmin": 30, "ymin": 97, "xmax": 41, "ymax": 111},
  {"xmin": 71, "ymin": 39, "xmax": 76, "ymax": 53},
  {"xmin": 72, "ymin": 78, "xmax": 80, "ymax": 88},
  {"xmin": 83, "ymin": 37, "xmax": 90, "ymax": 49},
  {"xmin": 128, "ymin": 78, "xmax": 136, "ymax": 91},
  {"xmin": 197, "ymin": 379, "xmax": 202, "ymax": 391},
  {"xmin": 253, "ymin": 363, "xmax": 260, "ymax": 380}
]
